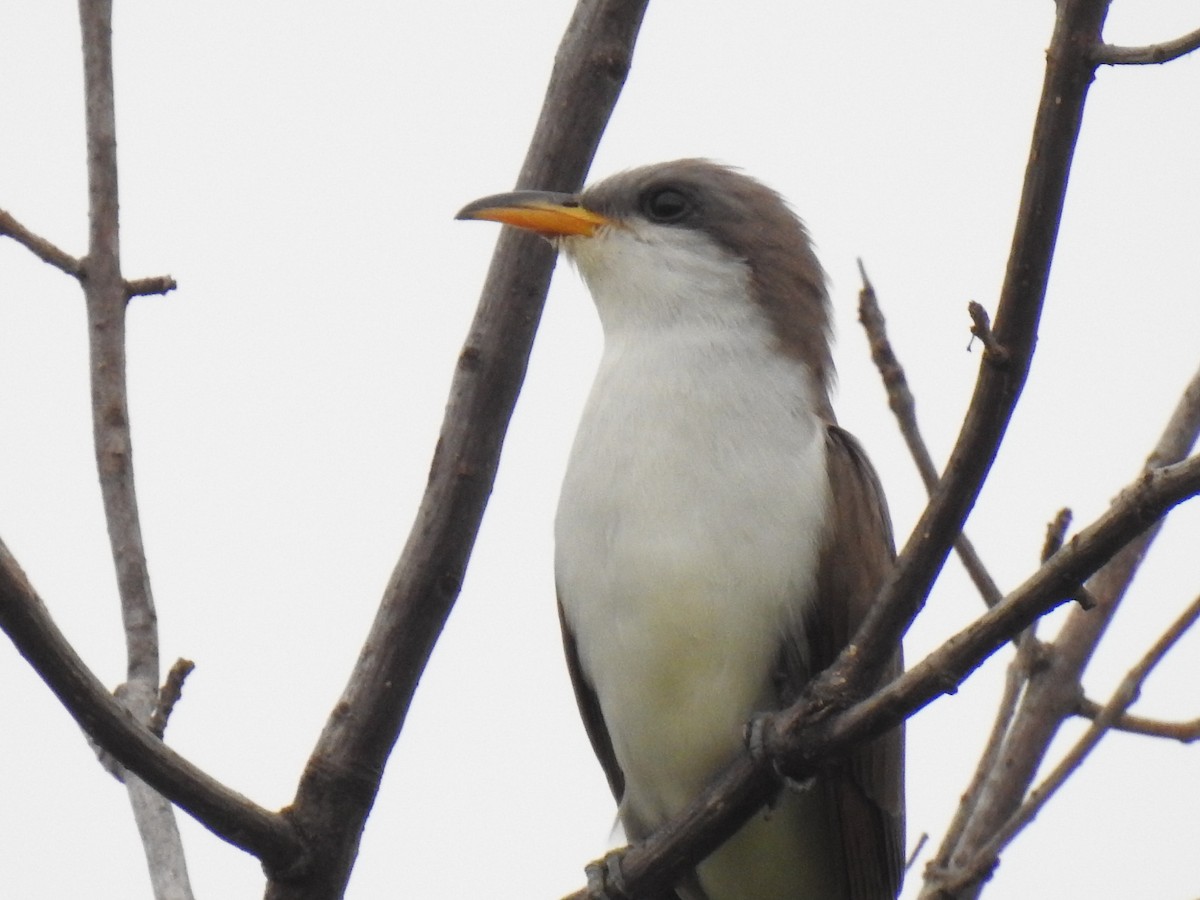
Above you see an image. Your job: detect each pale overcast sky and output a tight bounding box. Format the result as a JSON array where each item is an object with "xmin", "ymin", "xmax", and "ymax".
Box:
[{"xmin": 1, "ymin": 3, "xmax": 1198, "ymax": 898}]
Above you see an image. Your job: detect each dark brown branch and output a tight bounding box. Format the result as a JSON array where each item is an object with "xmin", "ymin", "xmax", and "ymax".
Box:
[
  {"xmin": 1093, "ymin": 25, "xmax": 1200, "ymax": 65},
  {"xmin": 267, "ymin": 3, "xmax": 651, "ymax": 897},
  {"xmin": 1076, "ymin": 697, "xmax": 1200, "ymax": 742},
  {"xmin": 0, "ymin": 538, "xmax": 304, "ymax": 870},
  {"xmin": 858, "ymin": 263, "xmax": 1004, "ymax": 609},
  {"xmin": 934, "ymin": 592, "xmax": 1200, "ymax": 897},
  {"xmin": 562, "ymin": 451, "xmax": 1200, "ymax": 900},
  {"xmin": 818, "ymin": 0, "xmax": 1112, "ymax": 712},
  {"xmin": 0, "ymin": 208, "xmax": 83, "ymax": 277},
  {"xmin": 777, "ymin": 455, "xmax": 1200, "ymax": 760}
]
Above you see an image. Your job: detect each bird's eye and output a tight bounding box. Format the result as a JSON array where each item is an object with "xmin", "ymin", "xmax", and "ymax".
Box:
[{"xmin": 641, "ymin": 188, "xmax": 691, "ymax": 223}]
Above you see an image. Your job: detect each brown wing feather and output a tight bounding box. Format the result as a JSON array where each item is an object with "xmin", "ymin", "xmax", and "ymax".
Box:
[
  {"xmin": 791, "ymin": 424, "xmax": 906, "ymax": 900},
  {"xmin": 558, "ymin": 599, "xmax": 625, "ymax": 803}
]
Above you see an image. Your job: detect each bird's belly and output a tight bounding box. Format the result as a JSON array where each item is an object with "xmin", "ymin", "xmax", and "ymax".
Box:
[{"xmin": 555, "ymin": 355, "xmax": 829, "ymax": 830}]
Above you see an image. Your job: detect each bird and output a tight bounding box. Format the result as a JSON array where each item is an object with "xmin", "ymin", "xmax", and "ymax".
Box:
[{"xmin": 457, "ymin": 159, "xmax": 904, "ymax": 900}]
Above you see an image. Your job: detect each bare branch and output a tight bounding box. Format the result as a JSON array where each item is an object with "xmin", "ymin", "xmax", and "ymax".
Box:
[
  {"xmin": 76, "ymin": 2, "xmax": 189, "ymax": 895},
  {"xmin": 857, "ymin": 263, "xmax": 1004, "ymax": 609},
  {"xmin": 0, "ymin": 537, "xmax": 305, "ymax": 871},
  {"xmin": 1076, "ymin": 698, "xmax": 1200, "ymax": 742},
  {"xmin": 815, "ymin": 0, "xmax": 1112, "ymax": 720},
  {"xmin": 922, "ymin": 361, "xmax": 1200, "ymax": 899},
  {"xmin": 1093, "ymin": 25, "xmax": 1200, "ymax": 65},
  {"xmin": 80, "ymin": 0, "xmax": 160, "ymax": 688},
  {"xmin": 0, "ymin": 207, "xmax": 176, "ymax": 297},
  {"xmin": 935, "ymin": 593, "xmax": 1200, "ymax": 896},
  {"xmin": 930, "ymin": 628, "xmax": 1039, "ymax": 879},
  {"xmin": 266, "ymin": 3, "xmax": 651, "ymax": 897},
  {"xmin": 127, "ymin": 274, "xmax": 178, "ymax": 297},
  {"xmin": 0, "ymin": 208, "xmax": 83, "ymax": 277}
]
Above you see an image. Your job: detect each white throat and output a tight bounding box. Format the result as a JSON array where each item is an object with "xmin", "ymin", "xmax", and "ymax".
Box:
[{"xmin": 554, "ymin": 223, "xmax": 831, "ymax": 826}]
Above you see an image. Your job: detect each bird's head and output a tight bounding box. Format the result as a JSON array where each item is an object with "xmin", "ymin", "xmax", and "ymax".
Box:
[{"xmin": 457, "ymin": 159, "xmax": 833, "ymax": 390}]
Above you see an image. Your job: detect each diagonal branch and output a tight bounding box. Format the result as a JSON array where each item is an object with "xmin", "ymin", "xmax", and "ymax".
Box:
[
  {"xmin": 820, "ymin": 0, "xmax": 1113, "ymax": 703},
  {"xmin": 857, "ymin": 264, "xmax": 1004, "ymax": 609},
  {"xmin": 1075, "ymin": 697, "xmax": 1200, "ymax": 742},
  {"xmin": 0, "ymin": 208, "xmax": 83, "ymax": 277},
  {"xmin": 265, "ymin": 3, "xmax": 651, "ymax": 898},
  {"xmin": 933, "ymin": 591, "xmax": 1200, "ymax": 896},
  {"xmin": 0, "ymin": 537, "xmax": 304, "ymax": 871},
  {"xmin": 922, "ymin": 363, "xmax": 1200, "ymax": 899}
]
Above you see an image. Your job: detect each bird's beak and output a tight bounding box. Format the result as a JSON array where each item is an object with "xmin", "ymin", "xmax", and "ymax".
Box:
[{"xmin": 455, "ymin": 190, "xmax": 610, "ymax": 239}]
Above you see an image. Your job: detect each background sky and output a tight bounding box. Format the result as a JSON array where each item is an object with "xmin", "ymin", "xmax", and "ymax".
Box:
[{"xmin": 2, "ymin": 3, "xmax": 1198, "ymax": 898}]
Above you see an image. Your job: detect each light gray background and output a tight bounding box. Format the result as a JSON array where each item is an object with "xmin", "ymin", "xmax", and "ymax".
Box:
[{"xmin": 2, "ymin": 3, "xmax": 1198, "ymax": 897}]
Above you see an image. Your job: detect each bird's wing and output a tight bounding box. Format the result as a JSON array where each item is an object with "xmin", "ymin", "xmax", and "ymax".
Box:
[
  {"xmin": 558, "ymin": 599, "xmax": 626, "ymax": 804},
  {"xmin": 781, "ymin": 423, "xmax": 906, "ymax": 900}
]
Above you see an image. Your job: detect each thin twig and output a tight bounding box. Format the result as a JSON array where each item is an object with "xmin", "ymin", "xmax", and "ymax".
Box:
[
  {"xmin": 1040, "ymin": 509, "xmax": 1072, "ymax": 562},
  {"xmin": 926, "ymin": 627, "xmax": 1035, "ymax": 882},
  {"xmin": 1040, "ymin": 508, "xmax": 1098, "ymax": 610},
  {"xmin": 857, "ymin": 263, "xmax": 1004, "ymax": 608},
  {"xmin": 1075, "ymin": 697, "xmax": 1200, "ymax": 742},
  {"xmin": 0, "ymin": 209, "xmax": 83, "ymax": 277},
  {"xmin": 127, "ymin": 274, "xmax": 178, "ymax": 297},
  {"xmin": 1093, "ymin": 25, "xmax": 1200, "ymax": 65},
  {"xmin": 149, "ymin": 658, "xmax": 195, "ymax": 739},
  {"xmin": 966, "ymin": 302, "xmax": 1010, "ymax": 366},
  {"xmin": 0, "ymin": 207, "xmax": 176, "ymax": 296},
  {"xmin": 935, "ymin": 592, "xmax": 1200, "ymax": 896}
]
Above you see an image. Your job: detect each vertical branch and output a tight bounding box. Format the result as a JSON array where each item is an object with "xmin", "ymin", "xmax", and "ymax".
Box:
[
  {"xmin": 80, "ymin": 0, "xmax": 154, "ymax": 687},
  {"xmin": 77, "ymin": 2, "xmax": 194, "ymax": 898}
]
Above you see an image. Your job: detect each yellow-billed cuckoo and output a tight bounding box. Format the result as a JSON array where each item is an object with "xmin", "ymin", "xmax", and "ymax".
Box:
[{"xmin": 458, "ymin": 160, "xmax": 904, "ymax": 900}]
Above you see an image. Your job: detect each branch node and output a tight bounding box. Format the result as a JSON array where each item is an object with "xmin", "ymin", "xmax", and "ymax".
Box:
[
  {"xmin": 966, "ymin": 301, "xmax": 1011, "ymax": 366},
  {"xmin": 126, "ymin": 274, "xmax": 179, "ymax": 298}
]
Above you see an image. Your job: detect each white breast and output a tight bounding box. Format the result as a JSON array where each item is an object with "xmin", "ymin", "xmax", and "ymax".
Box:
[{"xmin": 554, "ymin": 224, "xmax": 830, "ymax": 827}]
